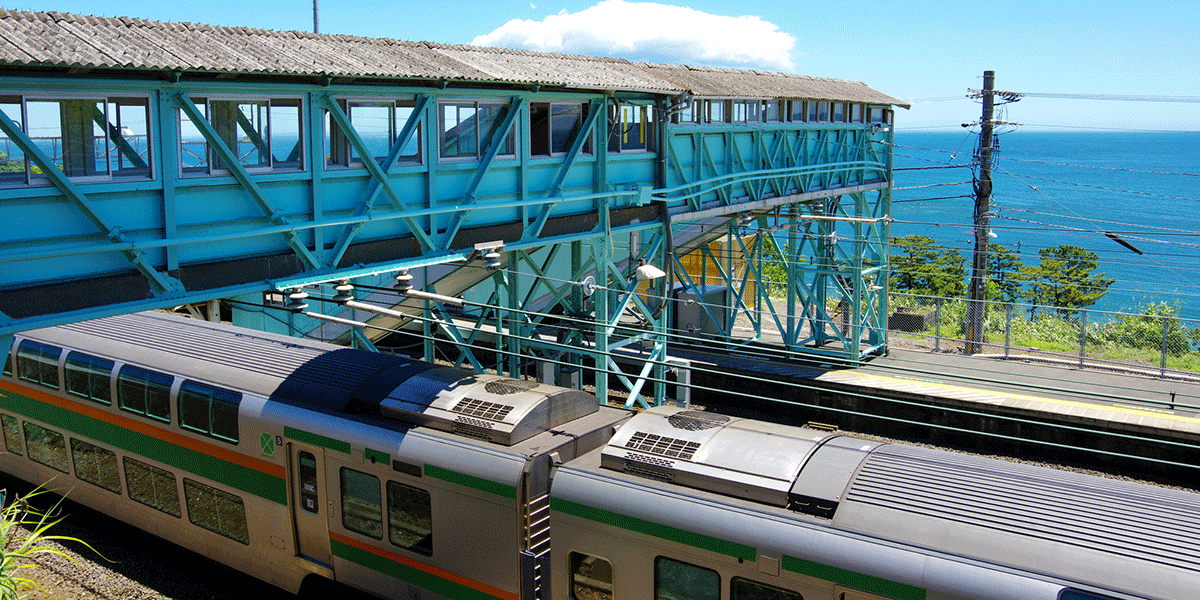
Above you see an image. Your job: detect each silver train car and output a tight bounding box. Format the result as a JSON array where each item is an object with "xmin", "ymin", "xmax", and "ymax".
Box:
[{"xmin": 1, "ymin": 311, "xmax": 1197, "ymax": 600}]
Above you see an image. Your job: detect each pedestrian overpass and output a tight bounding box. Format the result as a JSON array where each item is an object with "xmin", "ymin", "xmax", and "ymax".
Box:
[{"xmin": 0, "ymin": 9, "xmax": 907, "ymax": 406}]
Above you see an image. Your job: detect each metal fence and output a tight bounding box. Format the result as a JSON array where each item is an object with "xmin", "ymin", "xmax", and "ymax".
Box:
[{"xmin": 887, "ymin": 293, "xmax": 1200, "ymax": 380}]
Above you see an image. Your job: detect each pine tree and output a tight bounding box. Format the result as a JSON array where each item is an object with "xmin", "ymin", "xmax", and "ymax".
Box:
[
  {"xmin": 1020, "ymin": 244, "xmax": 1114, "ymax": 313},
  {"xmin": 889, "ymin": 234, "xmax": 965, "ymax": 298}
]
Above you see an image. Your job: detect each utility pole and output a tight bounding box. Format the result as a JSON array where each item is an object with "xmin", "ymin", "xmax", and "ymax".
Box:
[{"xmin": 965, "ymin": 70, "xmax": 995, "ymax": 354}]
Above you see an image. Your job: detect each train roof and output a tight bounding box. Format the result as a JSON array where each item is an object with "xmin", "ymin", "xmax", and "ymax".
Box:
[
  {"xmin": 588, "ymin": 405, "xmax": 1200, "ymax": 597},
  {"xmin": 26, "ymin": 311, "xmax": 601, "ymax": 446}
]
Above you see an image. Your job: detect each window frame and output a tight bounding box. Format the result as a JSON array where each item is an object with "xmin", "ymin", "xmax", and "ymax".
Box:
[
  {"xmin": 325, "ymin": 96, "xmax": 423, "ymax": 169},
  {"xmin": 654, "ymin": 556, "xmax": 719, "ymax": 600},
  {"xmin": 341, "ymin": 467, "xmax": 384, "ymax": 539},
  {"xmin": 178, "ymin": 94, "xmax": 305, "ymax": 177},
  {"xmin": 64, "ymin": 351, "xmax": 114, "ymax": 405},
  {"xmin": 570, "ymin": 552, "xmax": 614, "ymax": 600},
  {"xmin": 732, "ymin": 576, "xmax": 804, "ymax": 600},
  {"xmin": 124, "ymin": 456, "xmax": 181, "ymax": 517},
  {"xmin": 0, "ymin": 92, "xmax": 154, "ymax": 187},
  {"xmin": 70, "ymin": 437, "xmax": 122, "ymax": 494},
  {"xmin": 386, "ymin": 479, "xmax": 433, "ymax": 555},
  {"xmin": 117, "ymin": 364, "xmax": 173, "ymax": 423},
  {"xmin": 608, "ymin": 102, "xmax": 657, "ymax": 154},
  {"xmin": 23, "ymin": 421, "xmax": 69, "ymax": 473},
  {"xmin": 184, "ymin": 477, "xmax": 250, "ymax": 545},
  {"xmin": 530, "ymin": 101, "xmax": 593, "ymax": 158},
  {"xmin": 16, "ymin": 339, "xmax": 61, "ymax": 390},
  {"xmin": 178, "ymin": 379, "xmax": 241, "ymax": 444},
  {"xmin": 437, "ymin": 98, "xmax": 517, "ymax": 163},
  {"xmin": 2, "ymin": 414, "xmax": 23, "ymax": 456}
]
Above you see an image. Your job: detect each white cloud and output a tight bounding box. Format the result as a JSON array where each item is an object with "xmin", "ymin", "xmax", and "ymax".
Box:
[{"xmin": 471, "ymin": 0, "xmax": 798, "ymax": 72}]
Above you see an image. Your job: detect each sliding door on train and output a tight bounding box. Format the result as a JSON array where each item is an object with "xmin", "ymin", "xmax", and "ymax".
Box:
[{"xmin": 289, "ymin": 444, "xmax": 332, "ymax": 566}]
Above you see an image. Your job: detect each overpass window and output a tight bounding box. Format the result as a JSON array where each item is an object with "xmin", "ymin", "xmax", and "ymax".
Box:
[
  {"xmin": 326, "ymin": 98, "xmax": 422, "ymax": 169},
  {"xmin": 655, "ymin": 556, "xmax": 718, "ymax": 600},
  {"xmin": 179, "ymin": 380, "xmax": 241, "ymax": 443},
  {"xmin": 439, "ymin": 100, "xmax": 516, "ymax": 161},
  {"xmin": 387, "ymin": 480, "xmax": 432, "ymax": 555},
  {"xmin": 851, "ymin": 103, "xmax": 865, "ymax": 123},
  {"xmin": 71, "ymin": 438, "xmax": 121, "ymax": 494},
  {"xmin": 0, "ymin": 95, "xmax": 152, "ymax": 187},
  {"xmin": 23, "ymin": 422, "xmax": 69, "ymax": 473},
  {"xmin": 2, "ymin": 414, "xmax": 23, "ymax": 455},
  {"xmin": 16, "ymin": 340, "xmax": 60, "ymax": 390},
  {"xmin": 675, "ymin": 101, "xmax": 697, "ymax": 124},
  {"xmin": 125, "ymin": 457, "xmax": 181, "ymax": 517},
  {"xmin": 531, "ymin": 102, "xmax": 591, "ymax": 157},
  {"xmin": 178, "ymin": 96, "xmax": 303, "ymax": 176},
  {"xmin": 790, "ymin": 100, "xmax": 807, "ymax": 122},
  {"xmin": 705, "ymin": 100, "xmax": 727, "ymax": 124},
  {"xmin": 184, "ymin": 478, "xmax": 249, "ymax": 544},
  {"xmin": 65, "ymin": 352, "xmax": 114, "ymax": 405},
  {"xmin": 733, "ymin": 577, "xmax": 804, "ymax": 600},
  {"xmin": 609, "ymin": 104, "xmax": 656, "ymax": 153},
  {"xmin": 570, "ymin": 553, "xmax": 613, "ymax": 600},
  {"xmin": 118, "ymin": 365, "xmax": 172, "ymax": 423},
  {"xmin": 763, "ymin": 101, "xmax": 782, "ymax": 122},
  {"xmin": 341, "ymin": 467, "xmax": 383, "ymax": 539},
  {"xmin": 807, "ymin": 101, "xmax": 819, "ymax": 122},
  {"xmin": 833, "ymin": 102, "xmax": 846, "ymax": 122}
]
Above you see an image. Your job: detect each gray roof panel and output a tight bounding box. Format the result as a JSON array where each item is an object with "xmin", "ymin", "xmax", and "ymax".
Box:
[{"xmin": 0, "ymin": 8, "xmax": 904, "ymax": 105}]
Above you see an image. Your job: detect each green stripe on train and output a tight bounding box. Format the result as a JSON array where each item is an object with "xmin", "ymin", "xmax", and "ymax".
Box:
[
  {"xmin": 284, "ymin": 426, "xmax": 351, "ymax": 454},
  {"xmin": 550, "ymin": 496, "xmax": 757, "ymax": 562},
  {"xmin": 331, "ymin": 539, "xmax": 507, "ymax": 600},
  {"xmin": 782, "ymin": 556, "xmax": 927, "ymax": 600},
  {"xmin": 2, "ymin": 390, "xmax": 287, "ymax": 505},
  {"xmin": 424, "ymin": 464, "xmax": 517, "ymax": 500}
]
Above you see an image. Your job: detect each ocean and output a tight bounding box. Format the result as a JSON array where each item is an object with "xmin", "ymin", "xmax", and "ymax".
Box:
[{"xmin": 889, "ymin": 130, "xmax": 1200, "ymax": 321}]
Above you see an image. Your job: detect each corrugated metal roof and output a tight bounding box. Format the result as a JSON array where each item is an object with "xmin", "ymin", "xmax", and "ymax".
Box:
[
  {"xmin": 0, "ymin": 9, "xmax": 906, "ymax": 106},
  {"xmin": 638, "ymin": 62, "xmax": 910, "ymax": 108}
]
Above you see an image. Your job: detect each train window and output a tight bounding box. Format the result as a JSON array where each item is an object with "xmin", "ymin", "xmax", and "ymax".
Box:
[
  {"xmin": 387, "ymin": 480, "xmax": 432, "ymax": 555},
  {"xmin": 184, "ymin": 478, "xmax": 250, "ymax": 545},
  {"xmin": 70, "ymin": 438, "xmax": 121, "ymax": 494},
  {"xmin": 570, "ymin": 552, "xmax": 613, "ymax": 600},
  {"xmin": 733, "ymin": 577, "xmax": 804, "ymax": 600},
  {"xmin": 2, "ymin": 414, "xmax": 23, "ymax": 455},
  {"xmin": 341, "ymin": 468, "xmax": 383, "ymax": 539},
  {"xmin": 22, "ymin": 422, "xmax": 69, "ymax": 473},
  {"xmin": 3, "ymin": 350, "xmax": 11, "ymax": 377},
  {"xmin": 16, "ymin": 340, "xmax": 61, "ymax": 390},
  {"xmin": 124, "ymin": 457, "xmax": 181, "ymax": 517},
  {"xmin": 65, "ymin": 352, "xmax": 114, "ymax": 405},
  {"xmin": 1060, "ymin": 591, "xmax": 1122, "ymax": 600},
  {"xmin": 299, "ymin": 451, "xmax": 319, "ymax": 514},
  {"xmin": 655, "ymin": 556, "xmax": 718, "ymax": 600},
  {"xmin": 179, "ymin": 380, "xmax": 241, "ymax": 443},
  {"xmin": 118, "ymin": 365, "xmax": 172, "ymax": 423}
]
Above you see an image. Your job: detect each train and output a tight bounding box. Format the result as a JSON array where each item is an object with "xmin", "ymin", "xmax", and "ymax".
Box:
[{"xmin": 1, "ymin": 310, "xmax": 1198, "ymax": 600}]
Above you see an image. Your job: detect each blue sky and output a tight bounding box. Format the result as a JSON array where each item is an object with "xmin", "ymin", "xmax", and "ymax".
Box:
[{"xmin": 12, "ymin": 0, "xmax": 1200, "ymax": 131}]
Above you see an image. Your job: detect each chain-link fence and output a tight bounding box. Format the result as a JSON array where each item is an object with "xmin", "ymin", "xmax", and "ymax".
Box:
[{"xmin": 887, "ymin": 293, "xmax": 1200, "ymax": 379}]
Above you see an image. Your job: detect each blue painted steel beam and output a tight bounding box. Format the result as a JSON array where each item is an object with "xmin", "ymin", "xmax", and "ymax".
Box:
[
  {"xmin": 0, "ymin": 109, "xmax": 185, "ymax": 296},
  {"xmin": 169, "ymin": 92, "xmax": 323, "ymax": 270}
]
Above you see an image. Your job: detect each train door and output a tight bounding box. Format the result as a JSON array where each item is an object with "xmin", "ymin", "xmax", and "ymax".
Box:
[{"xmin": 289, "ymin": 443, "xmax": 332, "ymax": 566}]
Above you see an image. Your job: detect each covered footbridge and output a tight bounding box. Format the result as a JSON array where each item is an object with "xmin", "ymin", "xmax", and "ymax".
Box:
[{"xmin": 0, "ymin": 9, "xmax": 908, "ymax": 406}]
